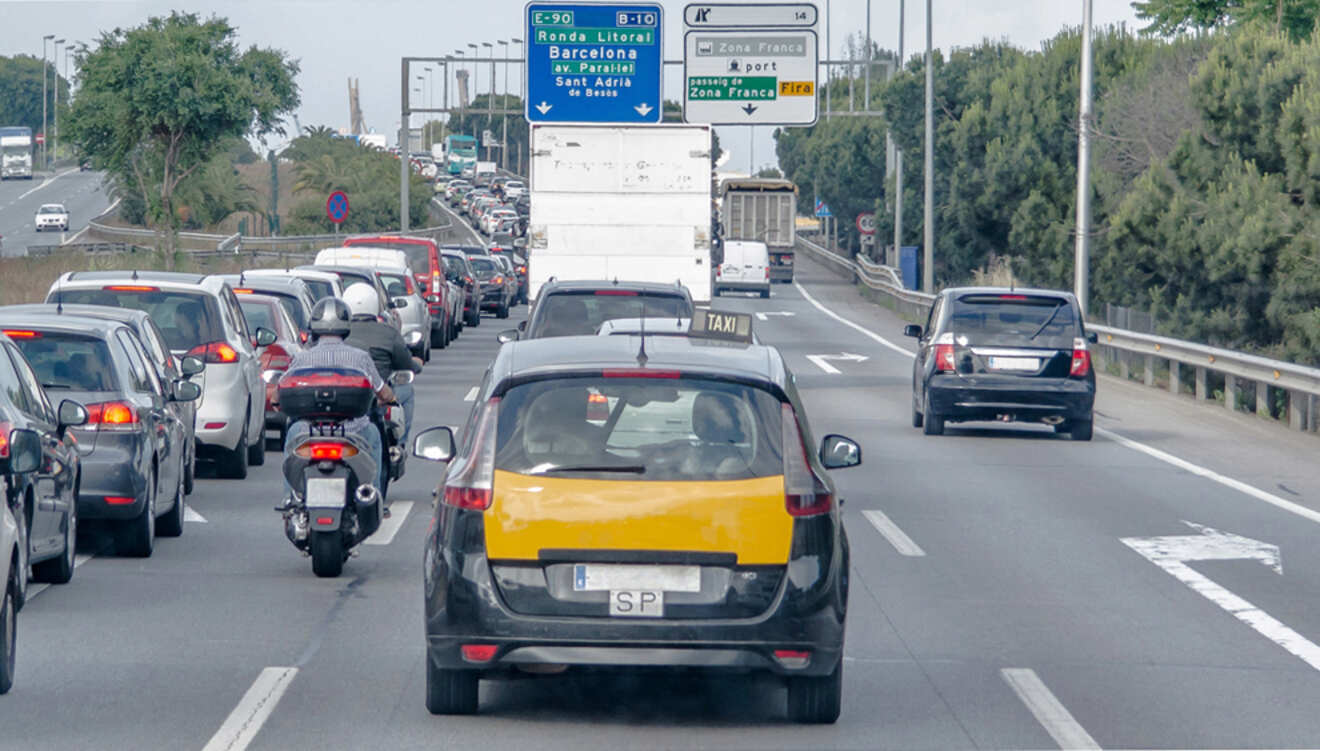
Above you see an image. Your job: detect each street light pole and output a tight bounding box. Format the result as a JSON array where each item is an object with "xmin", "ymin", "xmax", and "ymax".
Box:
[
  {"xmin": 498, "ymin": 39, "xmax": 509, "ymax": 171},
  {"xmin": 416, "ymin": 74, "xmax": 427, "ymax": 150},
  {"xmin": 893, "ymin": 0, "xmax": 904, "ymax": 266},
  {"xmin": 400, "ymin": 58, "xmax": 411, "ymax": 231},
  {"xmin": 1074, "ymin": 0, "xmax": 1094, "ymax": 316},
  {"xmin": 483, "ymin": 42, "xmax": 495, "ymax": 162},
  {"xmin": 53, "ymin": 38, "xmax": 65, "ymax": 165},
  {"xmin": 923, "ymin": 0, "xmax": 934, "ymax": 293},
  {"xmin": 864, "ymin": 0, "xmax": 871, "ymax": 107},
  {"xmin": 42, "ymin": 34, "xmax": 53, "ymax": 170}
]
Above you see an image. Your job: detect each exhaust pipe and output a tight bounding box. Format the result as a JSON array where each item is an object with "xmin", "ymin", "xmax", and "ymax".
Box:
[
  {"xmin": 356, "ymin": 484, "xmax": 381, "ymax": 507},
  {"xmin": 1041, "ymin": 416, "xmax": 1066, "ymax": 426}
]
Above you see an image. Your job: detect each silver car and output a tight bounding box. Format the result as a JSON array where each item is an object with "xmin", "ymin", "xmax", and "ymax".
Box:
[
  {"xmin": 375, "ymin": 267, "xmax": 433, "ymax": 360},
  {"xmin": 44, "ymin": 271, "xmax": 271, "ymax": 479}
]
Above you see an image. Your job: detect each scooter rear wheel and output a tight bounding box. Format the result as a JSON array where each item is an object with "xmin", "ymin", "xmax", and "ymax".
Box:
[{"xmin": 310, "ymin": 531, "xmax": 345, "ymax": 578}]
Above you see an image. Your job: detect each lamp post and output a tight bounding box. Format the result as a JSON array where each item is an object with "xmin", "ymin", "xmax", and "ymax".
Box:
[
  {"xmin": 482, "ymin": 42, "xmax": 495, "ymax": 162},
  {"xmin": 42, "ymin": 34, "xmax": 54, "ymax": 170},
  {"xmin": 512, "ymin": 38, "xmax": 524, "ymax": 103},
  {"xmin": 53, "ymin": 38, "xmax": 65, "ymax": 165},
  {"xmin": 893, "ymin": 0, "xmax": 904, "ymax": 266},
  {"xmin": 922, "ymin": 0, "xmax": 934, "ymax": 294},
  {"xmin": 1074, "ymin": 0, "xmax": 1094, "ymax": 316},
  {"xmin": 498, "ymin": 40, "xmax": 509, "ymax": 172},
  {"xmin": 416, "ymin": 75, "xmax": 427, "ymax": 151}
]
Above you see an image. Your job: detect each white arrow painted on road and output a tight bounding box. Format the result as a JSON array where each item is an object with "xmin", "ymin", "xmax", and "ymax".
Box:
[
  {"xmin": 1123, "ymin": 521, "xmax": 1320, "ymax": 672},
  {"xmin": 535, "ymin": 101, "xmax": 553, "ymax": 115},
  {"xmin": 634, "ymin": 102, "xmax": 654, "ymax": 117},
  {"xmin": 806, "ymin": 352, "xmax": 868, "ymax": 375},
  {"xmin": 754, "ymin": 311, "xmax": 796, "ymax": 321}
]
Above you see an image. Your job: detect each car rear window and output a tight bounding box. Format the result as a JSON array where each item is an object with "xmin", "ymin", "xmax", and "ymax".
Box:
[
  {"xmin": 468, "ymin": 257, "xmax": 498, "ymax": 277},
  {"xmin": 52, "ymin": 289, "xmax": 222, "ymax": 351},
  {"xmin": 379, "ymin": 272, "xmax": 410, "ymax": 297},
  {"xmin": 950, "ymin": 295, "xmax": 1078, "ymax": 346},
  {"xmin": 495, "ymin": 376, "xmax": 784, "ymax": 482},
  {"xmin": 302, "ymin": 279, "xmax": 335, "ymax": 301},
  {"xmin": 442, "ymin": 255, "xmax": 468, "ymax": 277},
  {"xmin": 13, "ymin": 332, "xmax": 119, "ymax": 392},
  {"xmin": 350, "ymin": 241, "xmax": 431, "ymax": 272},
  {"xmin": 239, "ymin": 300, "xmax": 280, "ymax": 336},
  {"xmin": 528, "ymin": 292, "xmax": 693, "ymax": 338}
]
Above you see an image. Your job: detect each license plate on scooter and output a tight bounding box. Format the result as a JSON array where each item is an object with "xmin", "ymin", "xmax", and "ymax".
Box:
[{"xmin": 306, "ymin": 477, "xmax": 346, "ymax": 508}]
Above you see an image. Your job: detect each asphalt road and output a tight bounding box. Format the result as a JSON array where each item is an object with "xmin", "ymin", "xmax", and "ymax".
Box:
[
  {"xmin": 4, "ymin": 242, "xmax": 1320, "ymax": 749},
  {"xmin": 0, "ymin": 169, "xmax": 114, "ymax": 257}
]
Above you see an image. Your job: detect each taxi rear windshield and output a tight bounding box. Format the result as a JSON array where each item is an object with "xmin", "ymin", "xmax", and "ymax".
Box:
[
  {"xmin": 302, "ymin": 279, "xmax": 336, "ymax": 301},
  {"xmin": 52, "ymin": 289, "xmax": 222, "ymax": 351},
  {"xmin": 14, "ymin": 333, "xmax": 119, "ymax": 392},
  {"xmin": 495, "ymin": 376, "xmax": 784, "ymax": 482},
  {"xmin": 528, "ymin": 292, "xmax": 693, "ymax": 338},
  {"xmin": 951, "ymin": 295, "xmax": 1078, "ymax": 346}
]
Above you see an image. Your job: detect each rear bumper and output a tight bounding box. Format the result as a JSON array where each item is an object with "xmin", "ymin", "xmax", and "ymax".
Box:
[
  {"xmin": 927, "ymin": 375, "xmax": 1095, "ymax": 421},
  {"xmin": 75, "ymin": 440, "xmax": 149, "ymax": 520},
  {"xmin": 716, "ymin": 279, "xmax": 771, "ymax": 292},
  {"xmin": 194, "ymin": 364, "xmax": 251, "ymax": 449}
]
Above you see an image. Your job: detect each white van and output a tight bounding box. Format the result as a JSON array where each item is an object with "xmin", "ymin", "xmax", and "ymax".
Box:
[{"xmin": 714, "ymin": 240, "xmax": 771, "ymax": 298}]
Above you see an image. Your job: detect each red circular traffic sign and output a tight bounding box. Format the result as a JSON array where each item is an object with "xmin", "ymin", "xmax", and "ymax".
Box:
[
  {"xmin": 856, "ymin": 212, "xmax": 876, "ymax": 235},
  {"xmin": 325, "ymin": 191, "xmax": 350, "ymax": 224}
]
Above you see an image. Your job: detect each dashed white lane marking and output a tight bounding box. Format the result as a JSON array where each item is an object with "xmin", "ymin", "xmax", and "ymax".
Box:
[
  {"xmin": 794, "ymin": 277, "xmax": 1320, "ymax": 529},
  {"xmin": 16, "ymin": 167, "xmax": 78, "ymax": 200},
  {"xmin": 861, "ymin": 509, "xmax": 926, "ymax": 557},
  {"xmin": 201, "ymin": 666, "xmax": 298, "ymax": 751},
  {"xmin": 185, "ymin": 506, "xmax": 208, "ymax": 523},
  {"xmin": 26, "ymin": 554, "xmax": 94, "ymax": 599},
  {"xmin": 364, "ymin": 501, "xmax": 413, "ymax": 546},
  {"xmin": 464, "ymin": 386, "xmax": 478, "ymax": 402},
  {"xmin": 1001, "ymin": 668, "xmax": 1101, "ymax": 750}
]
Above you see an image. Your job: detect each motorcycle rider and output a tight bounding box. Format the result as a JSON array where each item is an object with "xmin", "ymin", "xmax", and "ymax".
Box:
[
  {"xmin": 340, "ymin": 283, "xmax": 422, "ymax": 445},
  {"xmin": 275, "ymin": 297, "xmax": 394, "ymax": 500}
]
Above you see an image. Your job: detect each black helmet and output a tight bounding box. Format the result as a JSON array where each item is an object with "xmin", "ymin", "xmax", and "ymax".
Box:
[{"xmin": 308, "ymin": 297, "xmax": 352, "ymax": 339}]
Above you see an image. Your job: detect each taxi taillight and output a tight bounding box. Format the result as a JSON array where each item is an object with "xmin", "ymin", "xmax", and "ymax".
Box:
[
  {"xmin": 441, "ymin": 397, "xmax": 499, "ymax": 511},
  {"xmin": 781, "ymin": 403, "xmax": 832, "ymax": 517}
]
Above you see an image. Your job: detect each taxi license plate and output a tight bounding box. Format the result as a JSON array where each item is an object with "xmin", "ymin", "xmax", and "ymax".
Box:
[
  {"xmin": 574, "ymin": 564, "xmax": 700, "ymax": 618},
  {"xmin": 988, "ymin": 356, "xmax": 1039, "ymax": 371}
]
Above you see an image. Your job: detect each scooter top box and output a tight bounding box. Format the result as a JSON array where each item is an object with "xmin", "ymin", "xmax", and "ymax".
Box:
[{"xmin": 277, "ymin": 369, "xmax": 375, "ymax": 421}]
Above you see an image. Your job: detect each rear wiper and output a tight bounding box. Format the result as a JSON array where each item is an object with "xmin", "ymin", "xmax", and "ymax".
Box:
[
  {"xmin": 1027, "ymin": 304, "xmax": 1066, "ymax": 341},
  {"xmin": 538, "ymin": 464, "xmax": 646, "ymax": 474}
]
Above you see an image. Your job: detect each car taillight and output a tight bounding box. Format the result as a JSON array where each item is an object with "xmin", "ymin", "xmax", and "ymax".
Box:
[
  {"xmin": 442, "ymin": 397, "xmax": 499, "ymax": 511},
  {"xmin": 464, "ymin": 276, "xmax": 474, "ymax": 287},
  {"xmin": 187, "ymin": 341, "xmax": 239, "ymax": 364},
  {"xmin": 492, "ymin": 275, "xmax": 504, "ymax": 285},
  {"xmin": 461, "ymin": 644, "xmax": 498, "ymax": 663},
  {"xmin": 517, "ymin": 265, "xmax": 526, "ymax": 274},
  {"xmin": 0, "ymin": 421, "xmax": 10, "ymax": 459},
  {"xmin": 781, "ymin": 403, "xmax": 832, "ymax": 517},
  {"xmin": 84, "ymin": 401, "xmax": 141, "ymax": 432},
  {"xmin": 264, "ymin": 343, "xmax": 291, "ymax": 371},
  {"xmin": 1070, "ymin": 337, "xmax": 1091, "ymax": 377},
  {"xmin": 103, "ymin": 285, "xmax": 159, "ymax": 292},
  {"xmin": 299, "ymin": 330, "xmax": 310, "ymax": 344},
  {"xmin": 933, "ymin": 332, "xmax": 956, "ymax": 373},
  {"xmin": 1, "ymin": 330, "xmax": 40, "ymax": 339},
  {"xmin": 404, "ymin": 276, "xmax": 416, "ymax": 295},
  {"xmin": 765, "ymin": 266, "xmax": 770, "ymax": 280}
]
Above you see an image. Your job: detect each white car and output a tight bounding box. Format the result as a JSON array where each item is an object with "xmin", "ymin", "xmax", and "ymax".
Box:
[
  {"xmin": 34, "ymin": 203, "xmax": 69, "ymax": 232},
  {"xmin": 482, "ymin": 209, "xmax": 517, "ymax": 236},
  {"xmin": 246, "ymin": 268, "xmax": 344, "ymax": 302},
  {"xmin": 502, "ymin": 180, "xmax": 526, "ymax": 200}
]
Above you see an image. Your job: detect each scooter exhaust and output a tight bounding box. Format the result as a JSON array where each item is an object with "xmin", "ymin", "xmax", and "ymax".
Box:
[{"xmin": 356, "ymin": 484, "xmax": 381, "ymax": 507}]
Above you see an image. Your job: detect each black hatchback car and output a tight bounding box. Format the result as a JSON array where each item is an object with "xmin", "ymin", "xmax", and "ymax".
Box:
[
  {"xmin": 905, "ymin": 287, "xmax": 1097, "ymax": 440},
  {"xmin": 0, "ymin": 313, "xmax": 201, "ymax": 556}
]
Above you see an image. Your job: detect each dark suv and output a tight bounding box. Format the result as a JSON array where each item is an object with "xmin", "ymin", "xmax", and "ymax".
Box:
[
  {"xmin": 905, "ymin": 287, "xmax": 1097, "ymax": 440},
  {"xmin": 517, "ymin": 280, "xmax": 695, "ymax": 339}
]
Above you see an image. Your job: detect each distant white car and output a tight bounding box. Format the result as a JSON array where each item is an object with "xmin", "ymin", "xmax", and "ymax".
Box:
[
  {"xmin": 502, "ymin": 180, "xmax": 526, "ymax": 200},
  {"xmin": 34, "ymin": 203, "xmax": 68, "ymax": 232}
]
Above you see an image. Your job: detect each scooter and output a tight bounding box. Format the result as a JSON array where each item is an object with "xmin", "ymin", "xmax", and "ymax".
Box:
[{"xmin": 276, "ymin": 370, "xmax": 385, "ymax": 578}]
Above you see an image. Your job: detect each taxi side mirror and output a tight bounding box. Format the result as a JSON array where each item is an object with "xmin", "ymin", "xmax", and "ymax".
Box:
[
  {"xmin": 413, "ymin": 426, "xmax": 455, "ymax": 462},
  {"xmin": 820, "ymin": 434, "xmax": 861, "ymax": 470},
  {"xmin": 904, "ymin": 325, "xmax": 922, "ymax": 339}
]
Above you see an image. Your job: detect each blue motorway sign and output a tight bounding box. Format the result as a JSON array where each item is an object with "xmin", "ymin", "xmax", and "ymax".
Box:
[{"xmin": 525, "ymin": 2, "xmax": 664, "ymax": 123}]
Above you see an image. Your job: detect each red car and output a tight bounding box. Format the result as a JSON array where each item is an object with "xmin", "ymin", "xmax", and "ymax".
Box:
[
  {"xmin": 343, "ymin": 235, "xmax": 462, "ymax": 348},
  {"xmin": 236, "ymin": 293, "xmax": 306, "ymax": 445}
]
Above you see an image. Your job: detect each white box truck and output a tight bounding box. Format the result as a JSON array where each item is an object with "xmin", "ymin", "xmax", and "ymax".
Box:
[
  {"xmin": 0, "ymin": 127, "xmax": 34, "ymax": 180},
  {"xmin": 527, "ymin": 124, "xmax": 713, "ymax": 303}
]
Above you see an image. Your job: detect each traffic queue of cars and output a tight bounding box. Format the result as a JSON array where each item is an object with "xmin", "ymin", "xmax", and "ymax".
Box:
[{"xmin": 0, "ymin": 233, "xmax": 527, "ymax": 695}]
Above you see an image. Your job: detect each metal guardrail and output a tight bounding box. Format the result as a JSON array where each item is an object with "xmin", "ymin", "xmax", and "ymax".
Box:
[
  {"xmin": 794, "ymin": 232, "xmax": 1319, "ymax": 433},
  {"xmin": 27, "ymin": 242, "xmax": 152, "ymax": 257}
]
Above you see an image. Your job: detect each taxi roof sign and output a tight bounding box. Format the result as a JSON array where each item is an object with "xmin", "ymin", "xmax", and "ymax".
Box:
[{"xmin": 688, "ymin": 309, "xmax": 754, "ymax": 343}]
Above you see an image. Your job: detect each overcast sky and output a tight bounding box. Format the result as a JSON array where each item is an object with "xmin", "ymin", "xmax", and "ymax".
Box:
[{"xmin": 0, "ymin": 0, "xmax": 1144, "ymax": 171}]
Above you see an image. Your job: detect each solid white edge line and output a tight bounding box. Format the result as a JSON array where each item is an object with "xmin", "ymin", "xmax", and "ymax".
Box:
[
  {"xmin": 1001, "ymin": 668, "xmax": 1101, "ymax": 750},
  {"xmin": 861, "ymin": 509, "xmax": 926, "ymax": 556},
  {"xmin": 793, "ymin": 277, "xmax": 1320, "ymax": 530},
  {"xmin": 364, "ymin": 500, "xmax": 413, "ymax": 546},
  {"xmin": 61, "ymin": 196, "xmax": 120, "ymax": 247},
  {"xmin": 464, "ymin": 386, "xmax": 478, "ymax": 402},
  {"xmin": 26, "ymin": 553, "xmax": 95, "ymax": 600},
  {"xmin": 201, "ymin": 666, "xmax": 298, "ymax": 751},
  {"xmin": 1096, "ymin": 427, "xmax": 1320, "ymax": 527}
]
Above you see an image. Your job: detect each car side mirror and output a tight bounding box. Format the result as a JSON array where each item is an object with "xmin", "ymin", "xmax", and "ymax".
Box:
[
  {"xmin": 517, "ymin": 320, "xmax": 527, "ymax": 332},
  {"xmin": 392, "ymin": 297, "xmax": 409, "ymax": 309},
  {"xmin": 179, "ymin": 355, "xmax": 205, "ymax": 377},
  {"xmin": 58, "ymin": 399, "xmax": 88, "ymax": 429},
  {"xmin": 254, "ymin": 327, "xmax": 278, "ymax": 347},
  {"xmin": 904, "ymin": 325, "xmax": 922, "ymax": 338},
  {"xmin": 171, "ymin": 380, "xmax": 202, "ymax": 403},
  {"xmin": 418, "ymin": 280, "xmax": 429, "ymax": 293},
  {"xmin": 1087, "ymin": 331, "xmax": 1099, "ymax": 344},
  {"xmin": 412, "ymin": 426, "xmax": 456, "ymax": 462},
  {"xmin": 497, "ymin": 330, "xmax": 518, "ymax": 344},
  {"xmin": 820, "ymin": 434, "xmax": 861, "ymax": 470},
  {"xmin": 3, "ymin": 428, "xmax": 41, "ymax": 474}
]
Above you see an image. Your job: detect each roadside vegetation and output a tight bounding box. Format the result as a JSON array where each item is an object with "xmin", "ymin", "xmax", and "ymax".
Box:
[
  {"xmin": 776, "ymin": 4, "xmax": 1320, "ymax": 364},
  {"xmin": 0, "ymin": 249, "xmax": 273, "ymax": 305}
]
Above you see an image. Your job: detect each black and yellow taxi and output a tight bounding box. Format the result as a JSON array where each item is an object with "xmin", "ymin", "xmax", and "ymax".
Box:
[{"xmin": 412, "ymin": 312, "xmax": 861, "ymax": 723}]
